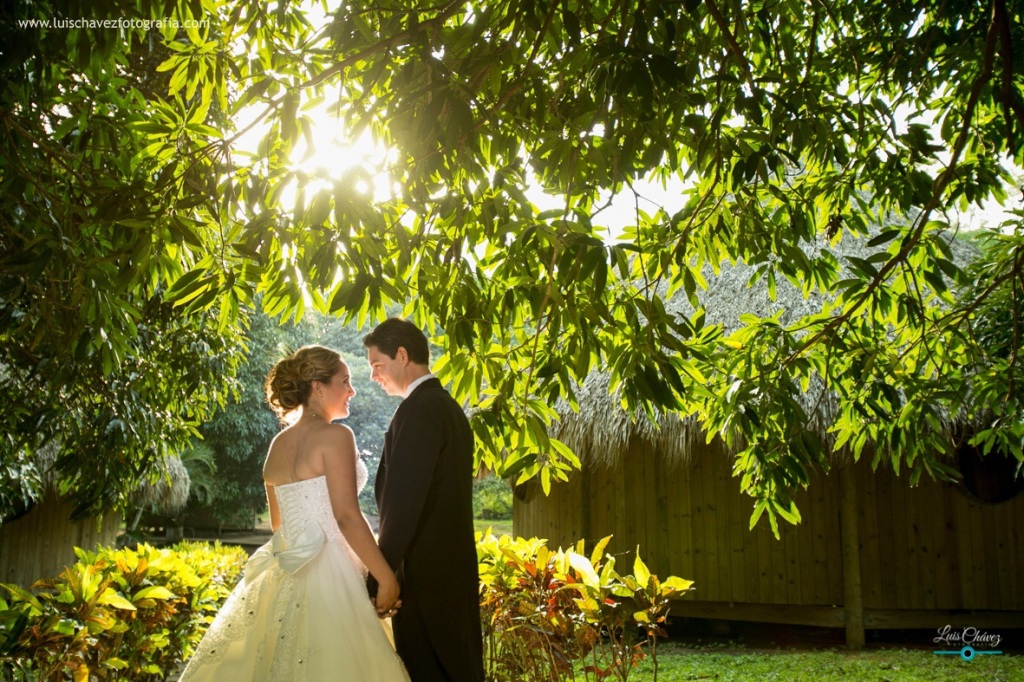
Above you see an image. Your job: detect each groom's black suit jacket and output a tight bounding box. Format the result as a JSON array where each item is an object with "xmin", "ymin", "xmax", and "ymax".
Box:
[{"xmin": 374, "ymin": 378, "xmax": 484, "ymax": 681}]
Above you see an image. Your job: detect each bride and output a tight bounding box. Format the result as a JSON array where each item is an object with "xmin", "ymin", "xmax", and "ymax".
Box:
[{"xmin": 179, "ymin": 345, "xmax": 410, "ymax": 681}]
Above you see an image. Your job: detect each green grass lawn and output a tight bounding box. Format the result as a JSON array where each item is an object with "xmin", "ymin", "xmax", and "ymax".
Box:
[
  {"xmin": 474, "ymin": 518, "xmax": 514, "ymax": 537},
  {"xmin": 640, "ymin": 642, "xmax": 1023, "ymax": 681}
]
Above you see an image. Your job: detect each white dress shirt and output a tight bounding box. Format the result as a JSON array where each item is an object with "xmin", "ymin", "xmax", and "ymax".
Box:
[{"xmin": 404, "ymin": 373, "xmax": 435, "ymax": 399}]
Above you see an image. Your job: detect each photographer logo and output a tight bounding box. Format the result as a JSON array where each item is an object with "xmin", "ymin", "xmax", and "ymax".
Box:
[{"xmin": 932, "ymin": 625, "xmax": 1003, "ymax": 661}]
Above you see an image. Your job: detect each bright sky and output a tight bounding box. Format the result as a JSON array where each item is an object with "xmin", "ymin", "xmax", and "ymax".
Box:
[{"xmin": 236, "ymin": 1, "xmax": 1019, "ymax": 239}]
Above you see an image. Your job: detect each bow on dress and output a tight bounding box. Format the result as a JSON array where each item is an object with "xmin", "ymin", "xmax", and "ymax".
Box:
[{"xmin": 244, "ymin": 523, "xmax": 326, "ymax": 582}]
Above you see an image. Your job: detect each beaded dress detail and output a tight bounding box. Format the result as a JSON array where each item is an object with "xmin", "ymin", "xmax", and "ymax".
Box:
[{"xmin": 179, "ymin": 459, "xmax": 409, "ymax": 681}]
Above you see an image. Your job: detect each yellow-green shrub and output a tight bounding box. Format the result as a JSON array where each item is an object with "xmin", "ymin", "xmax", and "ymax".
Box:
[
  {"xmin": 0, "ymin": 541, "xmax": 246, "ymax": 681},
  {"xmin": 478, "ymin": 533, "xmax": 693, "ymax": 682},
  {"xmin": 3, "ymin": 534, "xmax": 690, "ymax": 681}
]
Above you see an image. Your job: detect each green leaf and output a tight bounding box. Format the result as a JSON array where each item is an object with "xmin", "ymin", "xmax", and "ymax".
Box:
[
  {"xmin": 566, "ymin": 551, "xmax": 600, "ymax": 587},
  {"xmin": 633, "ymin": 548, "xmax": 651, "ymax": 587},
  {"xmin": 98, "ymin": 589, "xmax": 137, "ymax": 611},
  {"xmin": 132, "ymin": 586, "xmax": 175, "ymax": 602},
  {"xmin": 53, "ymin": 618, "xmax": 77, "ymax": 635},
  {"xmin": 774, "ymin": 499, "xmax": 802, "ymax": 525},
  {"xmin": 867, "ymin": 229, "xmax": 901, "ymax": 248},
  {"xmin": 499, "ymin": 453, "xmax": 537, "ymax": 479},
  {"xmin": 661, "ymin": 576, "xmax": 695, "ymax": 594},
  {"xmin": 749, "ymin": 499, "xmax": 768, "ymax": 530},
  {"xmin": 589, "ymin": 535, "xmax": 613, "ymax": 566},
  {"xmin": 1, "ymin": 584, "xmax": 43, "ymax": 612}
]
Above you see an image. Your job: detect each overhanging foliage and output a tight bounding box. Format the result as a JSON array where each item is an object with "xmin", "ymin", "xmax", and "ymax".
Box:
[{"xmin": 2, "ymin": 0, "xmax": 1023, "ymax": 529}]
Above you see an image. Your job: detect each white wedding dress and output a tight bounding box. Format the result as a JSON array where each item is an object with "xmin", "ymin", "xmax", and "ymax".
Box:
[{"xmin": 179, "ymin": 461, "xmax": 410, "ymax": 681}]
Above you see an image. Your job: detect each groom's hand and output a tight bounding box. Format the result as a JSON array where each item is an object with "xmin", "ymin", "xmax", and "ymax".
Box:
[
  {"xmin": 373, "ymin": 576, "xmax": 401, "ymax": 618},
  {"xmin": 374, "ymin": 597, "xmax": 402, "ymax": 619}
]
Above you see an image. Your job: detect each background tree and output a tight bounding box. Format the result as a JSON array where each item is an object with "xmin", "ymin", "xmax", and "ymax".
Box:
[
  {"xmin": 3, "ymin": 0, "xmax": 1023, "ymax": 531},
  {"xmin": 314, "ymin": 309, "xmax": 405, "ymax": 513},
  {"xmin": 0, "ymin": 0, "xmax": 247, "ymax": 520},
  {"xmin": 176, "ymin": 309, "xmax": 290, "ymax": 529},
  {"xmin": 163, "ymin": 305, "xmax": 402, "ymax": 528}
]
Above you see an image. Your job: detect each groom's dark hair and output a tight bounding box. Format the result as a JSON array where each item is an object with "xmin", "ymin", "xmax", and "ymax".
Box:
[{"xmin": 363, "ymin": 317, "xmax": 430, "ymax": 365}]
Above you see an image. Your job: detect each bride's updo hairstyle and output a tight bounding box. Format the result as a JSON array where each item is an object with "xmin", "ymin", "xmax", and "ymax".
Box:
[{"xmin": 265, "ymin": 345, "xmax": 343, "ymax": 420}]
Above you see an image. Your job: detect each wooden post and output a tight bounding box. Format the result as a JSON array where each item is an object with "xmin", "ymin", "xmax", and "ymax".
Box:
[{"xmin": 839, "ymin": 464, "xmax": 865, "ymax": 649}]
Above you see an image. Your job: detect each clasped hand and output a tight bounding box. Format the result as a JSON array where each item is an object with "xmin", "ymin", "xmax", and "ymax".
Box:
[
  {"xmin": 373, "ymin": 597, "xmax": 402, "ymax": 618},
  {"xmin": 373, "ymin": 577, "xmax": 401, "ymax": 619}
]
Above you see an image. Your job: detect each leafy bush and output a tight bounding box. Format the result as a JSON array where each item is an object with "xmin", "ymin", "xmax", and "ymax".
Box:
[
  {"xmin": 2, "ymin": 534, "xmax": 688, "ymax": 681},
  {"xmin": 479, "ymin": 534, "xmax": 693, "ymax": 682},
  {"xmin": 0, "ymin": 541, "xmax": 245, "ymax": 681}
]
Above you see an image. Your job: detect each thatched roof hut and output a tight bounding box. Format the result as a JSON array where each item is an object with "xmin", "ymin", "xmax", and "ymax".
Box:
[
  {"xmin": 552, "ymin": 228, "xmax": 977, "ymax": 465},
  {"xmin": 516, "ymin": 229, "xmax": 1024, "ymax": 648},
  {"xmin": 133, "ymin": 454, "xmax": 192, "ymax": 515},
  {"xmin": 32, "ymin": 439, "xmax": 192, "ymax": 516},
  {"xmin": 1, "ymin": 444, "xmax": 191, "ymax": 586}
]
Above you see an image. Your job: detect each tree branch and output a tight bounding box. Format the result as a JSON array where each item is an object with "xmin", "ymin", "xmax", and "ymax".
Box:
[
  {"xmin": 704, "ymin": 0, "xmax": 754, "ymax": 87},
  {"xmin": 994, "ymin": 0, "xmax": 1024, "ymax": 150},
  {"xmin": 1006, "ymin": 244, "xmax": 1022, "ymax": 401},
  {"xmin": 782, "ymin": 0, "xmax": 1002, "ymax": 371},
  {"xmin": 218, "ymin": 0, "xmax": 465, "ymax": 151}
]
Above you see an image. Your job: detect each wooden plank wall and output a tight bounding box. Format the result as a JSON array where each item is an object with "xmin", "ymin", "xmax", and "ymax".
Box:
[
  {"xmin": 0, "ymin": 491, "xmax": 121, "ymax": 586},
  {"xmin": 854, "ymin": 458, "xmax": 1024, "ymax": 611},
  {"xmin": 513, "ymin": 447, "xmax": 1024, "ymax": 611}
]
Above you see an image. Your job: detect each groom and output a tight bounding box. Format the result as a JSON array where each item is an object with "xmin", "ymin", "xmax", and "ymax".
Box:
[{"xmin": 363, "ymin": 318, "xmax": 484, "ymax": 682}]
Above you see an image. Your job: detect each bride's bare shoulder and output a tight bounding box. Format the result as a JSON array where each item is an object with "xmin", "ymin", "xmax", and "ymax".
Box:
[
  {"xmin": 315, "ymin": 422, "xmax": 356, "ymax": 452},
  {"xmin": 263, "ymin": 425, "xmax": 303, "ymax": 482}
]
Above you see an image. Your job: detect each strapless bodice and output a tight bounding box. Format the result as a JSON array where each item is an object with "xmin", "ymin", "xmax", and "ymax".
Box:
[{"xmin": 274, "ymin": 476, "xmax": 344, "ymax": 546}]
